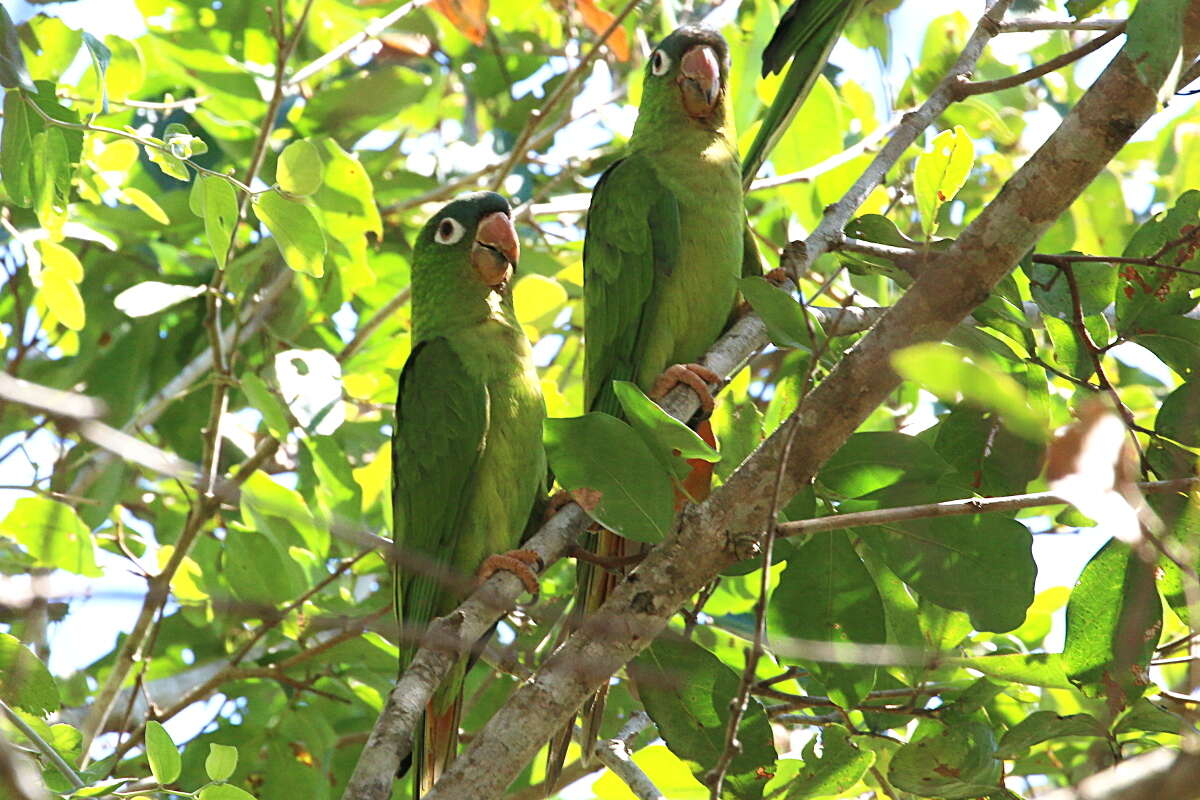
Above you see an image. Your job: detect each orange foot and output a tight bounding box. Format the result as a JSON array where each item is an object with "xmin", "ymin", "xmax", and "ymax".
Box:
[
  {"xmin": 650, "ymin": 363, "xmax": 719, "ymax": 418},
  {"xmin": 478, "ymin": 549, "xmax": 542, "ymax": 596},
  {"xmin": 544, "ymin": 490, "xmax": 574, "ymax": 521}
]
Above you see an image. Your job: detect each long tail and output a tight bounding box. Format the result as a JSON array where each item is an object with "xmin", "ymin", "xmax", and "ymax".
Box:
[
  {"xmin": 414, "ymin": 692, "xmax": 461, "ymax": 798},
  {"xmin": 545, "ymin": 422, "xmax": 716, "ymax": 794}
]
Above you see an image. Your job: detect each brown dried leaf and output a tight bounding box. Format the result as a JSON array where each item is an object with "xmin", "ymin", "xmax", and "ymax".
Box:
[
  {"xmin": 575, "ymin": 0, "xmax": 630, "ymax": 61},
  {"xmin": 432, "ymin": 0, "xmax": 488, "ymax": 45}
]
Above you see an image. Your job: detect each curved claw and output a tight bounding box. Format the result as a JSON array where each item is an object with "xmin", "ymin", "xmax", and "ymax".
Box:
[
  {"xmin": 477, "ymin": 549, "xmax": 542, "ymax": 597},
  {"xmin": 649, "ymin": 363, "xmax": 720, "ymax": 417}
]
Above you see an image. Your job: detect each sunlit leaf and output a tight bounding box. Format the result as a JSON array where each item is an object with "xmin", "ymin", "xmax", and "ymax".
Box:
[
  {"xmin": 277, "ymin": 139, "xmax": 323, "ymax": 197},
  {"xmin": 145, "ymin": 721, "xmax": 181, "ymax": 785},
  {"xmin": 0, "ymin": 496, "xmax": 100, "ymax": 577},
  {"xmin": 544, "ymin": 413, "xmax": 675, "ymax": 543},
  {"xmin": 205, "ymin": 743, "xmax": 238, "ymax": 782},
  {"xmin": 119, "ymin": 186, "xmax": 170, "ymax": 224},
  {"xmin": 0, "ymin": 633, "xmax": 60, "ymax": 715},
  {"xmin": 913, "ymin": 126, "xmax": 974, "ymax": 237},
  {"xmin": 253, "ymin": 190, "xmax": 326, "ymax": 277}
]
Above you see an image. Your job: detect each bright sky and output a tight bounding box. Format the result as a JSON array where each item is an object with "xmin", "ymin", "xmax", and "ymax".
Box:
[{"xmin": 0, "ymin": 0, "xmax": 1188, "ymax": 792}]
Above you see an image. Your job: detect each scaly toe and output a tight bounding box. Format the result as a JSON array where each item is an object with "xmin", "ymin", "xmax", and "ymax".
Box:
[
  {"xmin": 477, "ymin": 550, "xmax": 542, "ymax": 596},
  {"xmin": 649, "ymin": 363, "xmax": 718, "ymax": 417}
]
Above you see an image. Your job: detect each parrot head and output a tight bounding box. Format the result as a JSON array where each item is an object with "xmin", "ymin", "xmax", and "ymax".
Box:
[
  {"xmin": 643, "ymin": 25, "xmax": 730, "ymax": 126},
  {"xmin": 416, "ymin": 191, "xmax": 521, "ymax": 293}
]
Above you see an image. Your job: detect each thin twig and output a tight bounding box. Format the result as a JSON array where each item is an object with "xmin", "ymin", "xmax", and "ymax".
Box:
[
  {"xmin": 958, "ymin": 22, "xmax": 1126, "ymax": 97},
  {"xmin": 776, "ymin": 477, "xmax": 1198, "ymax": 538},
  {"xmin": 0, "ymin": 699, "xmax": 84, "ymax": 791},
  {"xmin": 286, "ymin": 0, "xmax": 433, "ymax": 87},
  {"xmin": 998, "ymin": 18, "xmax": 1123, "ymax": 33},
  {"xmin": 486, "ymin": 0, "xmax": 642, "ymax": 191}
]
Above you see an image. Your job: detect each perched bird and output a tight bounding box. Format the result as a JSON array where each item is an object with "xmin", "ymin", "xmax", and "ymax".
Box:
[
  {"xmin": 548, "ymin": 24, "xmax": 750, "ymax": 789},
  {"xmin": 392, "ymin": 192, "xmax": 546, "ymax": 797},
  {"xmin": 742, "ymin": 0, "xmax": 860, "ymax": 187}
]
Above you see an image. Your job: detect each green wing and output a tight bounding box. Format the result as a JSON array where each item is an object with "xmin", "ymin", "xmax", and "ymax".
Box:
[
  {"xmin": 742, "ymin": 0, "xmax": 859, "ymax": 187},
  {"xmin": 392, "ymin": 336, "xmax": 488, "ymax": 669},
  {"xmin": 583, "ymin": 154, "xmax": 682, "ymax": 416}
]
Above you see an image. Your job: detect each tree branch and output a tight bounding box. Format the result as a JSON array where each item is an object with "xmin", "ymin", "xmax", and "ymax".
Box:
[
  {"xmin": 1037, "ymin": 747, "xmax": 1200, "ymax": 800},
  {"xmin": 286, "ymin": 0, "xmax": 433, "ymax": 88},
  {"xmin": 776, "ymin": 478, "xmax": 1199, "ymax": 538},
  {"xmin": 418, "ymin": 13, "xmax": 1170, "ymax": 798},
  {"xmin": 999, "ymin": 18, "xmax": 1124, "ymax": 33},
  {"xmin": 957, "ymin": 22, "xmax": 1127, "ymax": 97}
]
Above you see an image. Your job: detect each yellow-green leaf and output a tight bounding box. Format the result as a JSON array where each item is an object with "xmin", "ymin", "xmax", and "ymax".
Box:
[
  {"xmin": 145, "ymin": 721, "xmax": 181, "ymax": 785},
  {"xmin": 277, "ymin": 139, "xmax": 323, "ymax": 196},
  {"xmin": 252, "ymin": 190, "xmax": 325, "ymax": 277},
  {"xmin": 200, "ymin": 175, "xmax": 238, "ymax": 268},
  {"xmin": 120, "ymin": 186, "xmax": 169, "ymax": 224},
  {"xmin": 913, "ymin": 126, "xmax": 974, "ymax": 237}
]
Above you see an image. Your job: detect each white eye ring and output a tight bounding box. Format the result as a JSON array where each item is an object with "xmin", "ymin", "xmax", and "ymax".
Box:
[
  {"xmin": 434, "ymin": 217, "xmax": 466, "ymax": 245},
  {"xmin": 650, "ymin": 49, "xmax": 671, "ymax": 76}
]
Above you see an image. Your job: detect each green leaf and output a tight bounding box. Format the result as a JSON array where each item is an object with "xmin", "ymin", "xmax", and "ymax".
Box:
[
  {"xmin": 1, "ymin": 90, "xmax": 38, "ymax": 205},
  {"xmin": 205, "ymin": 743, "xmax": 238, "ymax": 782},
  {"xmin": 950, "ymin": 652, "xmax": 1075, "ymax": 690},
  {"xmin": 613, "ymin": 380, "xmax": 719, "ymax": 481},
  {"xmin": 0, "ymin": 496, "xmax": 100, "ymax": 576},
  {"xmin": 33, "ymin": 127, "xmax": 71, "ymax": 237},
  {"xmin": 309, "ymin": 137, "xmax": 381, "ymax": 289},
  {"xmin": 544, "ymin": 413, "xmax": 675, "ymax": 544},
  {"xmin": 1125, "ymin": 0, "xmax": 1187, "ymax": 89},
  {"xmin": 71, "ymin": 780, "xmax": 132, "ymax": 797},
  {"xmin": 241, "ymin": 373, "xmax": 291, "ymax": 440},
  {"xmin": 163, "ymin": 121, "xmax": 206, "ymax": 158},
  {"xmin": 1116, "ymin": 191, "xmax": 1200, "ymax": 333},
  {"xmin": 768, "ymin": 533, "xmax": 884, "ymax": 708},
  {"xmin": 929, "ymin": 407, "xmax": 1044, "ymax": 496},
  {"xmin": 848, "ymin": 482, "xmax": 1035, "ymax": 632},
  {"xmin": 739, "ymin": 276, "xmax": 813, "ymax": 349},
  {"xmin": 0, "ymin": 6, "xmax": 36, "ymax": 91},
  {"xmin": 253, "ymin": 190, "xmax": 326, "ymax": 277},
  {"xmin": 145, "ymin": 721, "xmax": 181, "ymax": 785},
  {"xmin": 198, "ymin": 785, "xmax": 257, "ymax": 800},
  {"xmin": 82, "ymin": 32, "xmax": 111, "ymax": 114},
  {"xmin": 1063, "ymin": 538, "xmax": 1160, "ymax": 707},
  {"xmin": 783, "ymin": 725, "xmax": 874, "ymax": 800},
  {"xmin": 277, "ymin": 139, "xmax": 324, "ymax": 196},
  {"xmin": 913, "ymin": 126, "xmax": 974, "ymax": 237},
  {"xmin": 634, "ymin": 636, "xmax": 777, "ymax": 799},
  {"xmin": 1066, "ymin": 0, "xmax": 1106, "ymax": 19},
  {"xmin": 891, "ymin": 343, "xmax": 1047, "ymax": 441},
  {"xmin": 1131, "ymin": 315, "xmax": 1200, "ymax": 380},
  {"xmin": 1155, "ymin": 380, "xmax": 1200, "ymax": 447},
  {"xmin": 113, "ymin": 281, "xmax": 205, "ymax": 318},
  {"xmin": 889, "ymin": 721, "xmax": 1000, "ymax": 799},
  {"xmin": 198, "ymin": 175, "xmax": 238, "ymax": 269},
  {"xmin": 0, "ymin": 633, "xmax": 60, "ymax": 714},
  {"xmin": 818, "ymin": 431, "xmax": 953, "ymax": 499},
  {"xmin": 996, "ymin": 711, "xmax": 1103, "ymax": 759},
  {"xmin": 222, "ymin": 527, "xmax": 306, "ymax": 606},
  {"xmin": 1027, "ymin": 258, "xmax": 1117, "ymax": 320},
  {"xmin": 144, "ymin": 139, "xmax": 190, "ymax": 181}
]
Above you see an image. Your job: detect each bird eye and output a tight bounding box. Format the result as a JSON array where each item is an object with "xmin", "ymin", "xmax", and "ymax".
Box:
[
  {"xmin": 650, "ymin": 49, "xmax": 671, "ymax": 76},
  {"xmin": 434, "ymin": 217, "xmax": 466, "ymax": 245}
]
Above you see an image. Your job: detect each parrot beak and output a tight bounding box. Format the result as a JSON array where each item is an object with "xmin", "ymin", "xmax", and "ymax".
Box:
[
  {"xmin": 472, "ymin": 211, "xmax": 520, "ymax": 290},
  {"xmin": 678, "ymin": 44, "xmax": 721, "ymax": 119}
]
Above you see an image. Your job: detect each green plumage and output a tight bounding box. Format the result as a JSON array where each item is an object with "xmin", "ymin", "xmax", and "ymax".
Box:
[
  {"xmin": 392, "ymin": 192, "xmax": 545, "ymax": 797},
  {"xmin": 742, "ymin": 0, "xmax": 860, "ymax": 187},
  {"xmin": 584, "ymin": 25, "xmax": 744, "ymax": 414},
  {"xmin": 548, "ymin": 25, "xmax": 748, "ymax": 788}
]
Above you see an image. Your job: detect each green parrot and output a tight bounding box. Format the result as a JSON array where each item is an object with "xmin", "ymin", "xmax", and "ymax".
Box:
[
  {"xmin": 547, "ymin": 24, "xmax": 749, "ymax": 787},
  {"xmin": 392, "ymin": 191, "xmax": 546, "ymax": 797},
  {"xmin": 741, "ymin": 0, "xmax": 861, "ymax": 187}
]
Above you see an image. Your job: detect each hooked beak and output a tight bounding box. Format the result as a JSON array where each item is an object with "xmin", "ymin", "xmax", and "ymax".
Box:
[
  {"xmin": 678, "ymin": 44, "xmax": 720, "ymax": 119},
  {"xmin": 471, "ymin": 211, "xmax": 520, "ymax": 290}
]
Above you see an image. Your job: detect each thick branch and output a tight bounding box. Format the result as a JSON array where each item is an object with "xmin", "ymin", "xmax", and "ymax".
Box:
[
  {"xmin": 420, "ymin": 21, "xmax": 1166, "ymax": 800},
  {"xmin": 1037, "ymin": 747, "xmax": 1200, "ymax": 800}
]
